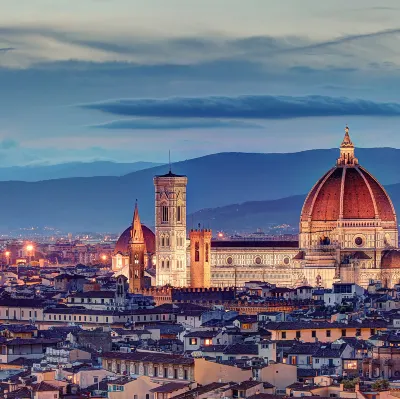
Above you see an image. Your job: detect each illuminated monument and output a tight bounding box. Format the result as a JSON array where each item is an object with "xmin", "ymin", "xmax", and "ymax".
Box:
[
  {"xmin": 299, "ymin": 126, "xmax": 399, "ymax": 288},
  {"xmin": 114, "ymin": 126, "xmax": 400, "ymax": 289}
]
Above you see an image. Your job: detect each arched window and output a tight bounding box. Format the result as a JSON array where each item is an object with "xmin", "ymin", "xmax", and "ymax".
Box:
[
  {"xmin": 161, "ymin": 236, "xmax": 165, "ymax": 247},
  {"xmin": 205, "ymin": 243, "xmax": 209, "ymax": 262},
  {"xmin": 166, "ymin": 235, "xmax": 170, "ymax": 246},
  {"xmin": 166, "ymin": 260, "xmax": 170, "ymax": 268},
  {"xmin": 162, "ymin": 206, "xmax": 169, "ymax": 223},
  {"xmin": 195, "ymin": 242, "xmax": 200, "ymax": 262},
  {"xmin": 161, "ymin": 260, "xmax": 165, "ymax": 268}
]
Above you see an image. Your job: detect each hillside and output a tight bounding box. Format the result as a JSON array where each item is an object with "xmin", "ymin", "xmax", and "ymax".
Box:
[
  {"xmin": 188, "ymin": 181, "xmax": 400, "ymax": 233},
  {"xmin": 0, "ymin": 161, "xmax": 162, "ymax": 182},
  {"xmin": 0, "ymin": 148, "xmax": 399, "ymax": 232}
]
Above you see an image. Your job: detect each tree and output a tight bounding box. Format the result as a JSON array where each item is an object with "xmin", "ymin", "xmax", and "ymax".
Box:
[
  {"xmin": 372, "ymin": 379, "xmax": 390, "ymax": 391},
  {"xmin": 343, "ymin": 378, "xmax": 360, "ymax": 389}
]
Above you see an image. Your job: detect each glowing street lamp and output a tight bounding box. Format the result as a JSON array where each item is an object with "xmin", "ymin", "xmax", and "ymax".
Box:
[
  {"xmin": 3, "ymin": 250, "xmax": 11, "ymax": 268},
  {"xmin": 26, "ymin": 244, "xmax": 34, "ymax": 265}
]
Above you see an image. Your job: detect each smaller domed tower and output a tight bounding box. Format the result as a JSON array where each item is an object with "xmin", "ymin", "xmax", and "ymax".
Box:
[{"xmin": 190, "ymin": 228, "xmax": 212, "ymax": 288}]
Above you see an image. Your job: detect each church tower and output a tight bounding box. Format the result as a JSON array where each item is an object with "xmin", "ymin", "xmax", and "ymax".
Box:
[
  {"xmin": 154, "ymin": 170, "xmax": 188, "ymax": 287},
  {"xmin": 129, "ymin": 201, "xmax": 146, "ymax": 292},
  {"xmin": 190, "ymin": 228, "xmax": 212, "ymax": 288}
]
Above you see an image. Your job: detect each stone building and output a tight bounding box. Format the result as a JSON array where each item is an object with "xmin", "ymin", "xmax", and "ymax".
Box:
[
  {"xmin": 129, "ymin": 202, "xmax": 146, "ymax": 292},
  {"xmin": 114, "ymin": 126, "xmax": 400, "ymax": 289},
  {"xmin": 154, "ymin": 170, "xmax": 188, "ymax": 287},
  {"xmin": 189, "ymin": 228, "xmax": 212, "ymax": 288}
]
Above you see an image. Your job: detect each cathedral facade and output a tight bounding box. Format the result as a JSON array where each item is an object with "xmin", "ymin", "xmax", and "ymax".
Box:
[{"xmin": 113, "ymin": 127, "xmax": 400, "ymax": 290}]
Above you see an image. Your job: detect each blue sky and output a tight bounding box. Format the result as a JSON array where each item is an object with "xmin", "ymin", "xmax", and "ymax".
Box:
[{"xmin": 1, "ymin": 0, "xmax": 400, "ymax": 166}]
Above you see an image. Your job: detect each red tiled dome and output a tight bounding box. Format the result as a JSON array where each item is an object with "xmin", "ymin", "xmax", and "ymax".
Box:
[
  {"xmin": 114, "ymin": 225, "xmax": 155, "ymax": 255},
  {"xmin": 301, "ymin": 165, "xmax": 396, "ymax": 223},
  {"xmin": 381, "ymin": 250, "xmax": 400, "ymax": 269}
]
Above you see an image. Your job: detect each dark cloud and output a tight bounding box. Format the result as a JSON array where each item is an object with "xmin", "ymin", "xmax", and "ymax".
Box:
[
  {"xmin": 0, "ymin": 47, "xmax": 14, "ymax": 52},
  {"xmin": 82, "ymin": 95, "xmax": 400, "ymax": 120},
  {"xmin": 92, "ymin": 118, "xmax": 262, "ymax": 130}
]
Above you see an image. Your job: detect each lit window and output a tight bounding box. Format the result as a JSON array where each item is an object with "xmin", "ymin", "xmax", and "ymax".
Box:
[
  {"xmin": 344, "ymin": 360, "xmax": 358, "ymax": 370},
  {"xmin": 190, "ymin": 338, "xmax": 197, "ymax": 345},
  {"xmin": 204, "ymin": 339, "xmax": 212, "ymax": 346}
]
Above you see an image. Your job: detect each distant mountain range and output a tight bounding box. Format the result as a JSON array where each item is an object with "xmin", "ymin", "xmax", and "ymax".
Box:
[
  {"xmin": 1, "ymin": 148, "xmax": 400, "ymax": 233},
  {"xmin": 0, "ymin": 161, "xmax": 163, "ymax": 182},
  {"xmin": 189, "ymin": 180, "xmax": 400, "ymax": 233}
]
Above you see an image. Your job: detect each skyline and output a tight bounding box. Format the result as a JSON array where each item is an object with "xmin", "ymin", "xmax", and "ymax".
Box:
[{"xmin": 1, "ymin": 1, "xmax": 400, "ymax": 166}]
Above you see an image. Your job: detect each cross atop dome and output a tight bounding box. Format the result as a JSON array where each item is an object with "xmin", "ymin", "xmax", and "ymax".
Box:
[{"xmin": 337, "ymin": 125, "xmax": 358, "ymax": 166}]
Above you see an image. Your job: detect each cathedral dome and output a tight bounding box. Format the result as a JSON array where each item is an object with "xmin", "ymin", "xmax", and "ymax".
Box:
[
  {"xmin": 381, "ymin": 250, "xmax": 400, "ymax": 269},
  {"xmin": 301, "ymin": 127, "xmax": 396, "ymax": 225},
  {"xmin": 114, "ymin": 225, "xmax": 155, "ymax": 255}
]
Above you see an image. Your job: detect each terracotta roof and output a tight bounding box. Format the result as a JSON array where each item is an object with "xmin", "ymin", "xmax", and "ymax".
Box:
[
  {"xmin": 171, "ymin": 382, "xmax": 230, "ymax": 399},
  {"xmin": 292, "ymin": 251, "xmax": 305, "ymax": 260},
  {"xmin": 231, "ymin": 381, "xmax": 262, "ymax": 390},
  {"xmin": 223, "ymin": 343, "xmax": 258, "ymax": 355},
  {"xmin": 381, "ymin": 250, "xmax": 400, "ymax": 269},
  {"xmin": 351, "ymin": 251, "xmax": 372, "ymax": 260},
  {"xmin": 301, "ymin": 164, "xmax": 396, "ymax": 223},
  {"xmin": 114, "ymin": 224, "xmax": 155, "ymax": 255},
  {"xmin": 107, "ymin": 377, "xmax": 133, "ymax": 386},
  {"xmin": 4, "ymin": 387, "xmax": 31, "ymax": 398},
  {"xmin": 150, "ymin": 382, "xmax": 190, "ymax": 393},
  {"xmin": 73, "ymin": 290, "xmax": 115, "ymax": 298},
  {"xmin": 211, "ymin": 240, "xmax": 298, "ymax": 248},
  {"xmin": 264, "ymin": 320, "xmax": 387, "ymax": 331},
  {"xmin": 247, "ymin": 394, "xmax": 283, "ymax": 399},
  {"xmin": 314, "ymin": 343, "xmax": 348, "ymax": 358},
  {"xmin": 33, "ymin": 381, "xmax": 59, "ymax": 392},
  {"xmin": 155, "ymin": 171, "xmax": 186, "ymax": 178},
  {"xmin": 184, "ymin": 330, "xmax": 218, "ymax": 338},
  {"xmin": 102, "ymin": 351, "xmax": 194, "ymax": 365}
]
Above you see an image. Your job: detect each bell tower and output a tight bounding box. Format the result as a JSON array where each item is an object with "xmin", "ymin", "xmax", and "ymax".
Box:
[
  {"xmin": 154, "ymin": 169, "xmax": 188, "ymax": 287},
  {"xmin": 190, "ymin": 228, "xmax": 212, "ymax": 288},
  {"xmin": 129, "ymin": 201, "xmax": 146, "ymax": 292}
]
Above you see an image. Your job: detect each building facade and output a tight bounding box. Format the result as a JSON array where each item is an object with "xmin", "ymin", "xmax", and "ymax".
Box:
[
  {"xmin": 154, "ymin": 171, "xmax": 188, "ymax": 287},
  {"xmin": 129, "ymin": 202, "xmax": 146, "ymax": 292},
  {"xmin": 115, "ymin": 126, "xmax": 400, "ymax": 290}
]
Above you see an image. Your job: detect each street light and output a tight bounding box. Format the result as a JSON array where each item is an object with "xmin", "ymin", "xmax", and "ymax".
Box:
[
  {"xmin": 26, "ymin": 244, "xmax": 34, "ymax": 265},
  {"xmin": 4, "ymin": 251, "xmax": 10, "ymax": 265}
]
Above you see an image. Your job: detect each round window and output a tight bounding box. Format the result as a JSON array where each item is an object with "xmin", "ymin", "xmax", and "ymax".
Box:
[
  {"xmin": 255, "ymin": 256, "xmax": 262, "ymax": 265},
  {"xmin": 283, "ymin": 257, "xmax": 290, "ymax": 265},
  {"xmin": 227, "ymin": 256, "xmax": 233, "ymax": 265},
  {"xmin": 355, "ymin": 237, "xmax": 363, "ymax": 246}
]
